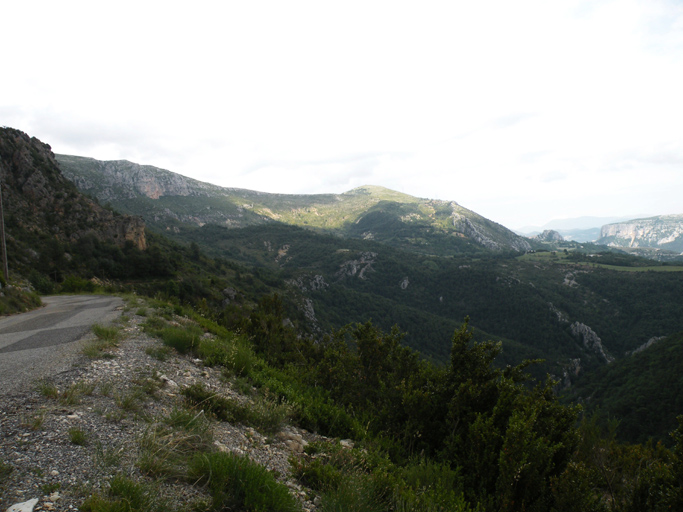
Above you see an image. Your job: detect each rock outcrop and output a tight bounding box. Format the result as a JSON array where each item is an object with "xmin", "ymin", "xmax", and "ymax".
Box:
[
  {"xmin": 57, "ymin": 155, "xmax": 222, "ymax": 201},
  {"xmin": 336, "ymin": 252, "xmax": 377, "ymax": 280},
  {"xmin": 598, "ymin": 215, "xmax": 683, "ymax": 252},
  {"xmin": 0, "ymin": 128, "xmax": 146, "ymax": 251},
  {"xmin": 570, "ymin": 322, "xmax": 614, "ymax": 364},
  {"xmin": 534, "ymin": 229, "xmax": 564, "ymax": 242}
]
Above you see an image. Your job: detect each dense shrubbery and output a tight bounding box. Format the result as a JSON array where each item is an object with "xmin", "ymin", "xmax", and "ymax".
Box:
[
  {"xmin": 0, "ymin": 285, "xmax": 41, "ymax": 315},
  {"xmin": 181, "ymin": 294, "xmax": 683, "ymax": 511}
]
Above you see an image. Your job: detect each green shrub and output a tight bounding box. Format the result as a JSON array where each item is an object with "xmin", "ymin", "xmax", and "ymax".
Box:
[
  {"xmin": 291, "ymin": 457, "xmax": 343, "ymax": 491},
  {"xmin": 0, "ymin": 286, "xmax": 42, "ymax": 315},
  {"xmin": 29, "ymin": 270, "xmax": 55, "ymax": 294},
  {"xmin": 60, "ymin": 275, "xmax": 96, "ymax": 293},
  {"xmin": 142, "ymin": 316, "xmax": 167, "ymax": 331},
  {"xmin": 187, "ymin": 452, "xmax": 300, "ymax": 512},
  {"xmin": 157, "ymin": 325, "xmax": 203, "ymax": 354},
  {"xmin": 198, "ymin": 334, "xmax": 256, "ymax": 376},
  {"xmin": 392, "ymin": 461, "xmax": 474, "ymax": 512},
  {"xmin": 81, "ymin": 474, "xmax": 165, "ymax": 512}
]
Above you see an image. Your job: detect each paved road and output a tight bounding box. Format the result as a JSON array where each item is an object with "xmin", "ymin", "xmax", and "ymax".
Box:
[{"xmin": 0, "ymin": 295, "xmax": 123, "ymax": 395}]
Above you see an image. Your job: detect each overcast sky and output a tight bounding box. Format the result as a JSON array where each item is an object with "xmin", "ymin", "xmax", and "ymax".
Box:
[{"xmin": 2, "ymin": 0, "xmax": 683, "ymax": 229}]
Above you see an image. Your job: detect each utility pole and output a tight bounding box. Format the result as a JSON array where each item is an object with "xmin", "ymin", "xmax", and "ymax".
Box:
[{"xmin": 0, "ymin": 160, "xmax": 8, "ymax": 284}]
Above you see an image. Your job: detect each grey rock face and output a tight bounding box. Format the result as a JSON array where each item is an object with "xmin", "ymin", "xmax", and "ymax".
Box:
[
  {"xmin": 571, "ymin": 322, "xmax": 614, "ymax": 364},
  {"xmin": 598, "ymin": 215, "xmax": 683, "ymax": 251},
  {"xmin": 534, "ymin": 230, "xmax": 564, "ymax": 242}
]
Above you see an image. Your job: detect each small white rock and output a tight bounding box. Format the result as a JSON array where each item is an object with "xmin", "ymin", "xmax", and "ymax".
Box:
[{"xmin": 6, "ymin": 498, "xmax": 39, "ymax": 512}]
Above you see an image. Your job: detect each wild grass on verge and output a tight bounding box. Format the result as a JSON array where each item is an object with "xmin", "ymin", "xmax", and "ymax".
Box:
[
  {"xmin": 93, "ymin": 324, "xmax": 121, "ymax": 342},
  {"xmin": 60, "ymin": 380, "xmax": 96, "ymax": 405},
  {"xmin": 145, "ymin": 345, "xmax": 173, "ymax": 362},
  {"xmin": 188, "ymin": 452, "xmax": 301, "ymax": 512},
  {"xmin": 80, "ymin": 474, "xmax": 168, "ymax": 512},
  {"xmin": 181, "ymin": 383, "xmax": 292, "ymax": 434},
  {"xmin": 83, "ymin": 324, "xmax": 121, "ymax": 359},
  {"xmin": 93, "ymin": 441, "xmax": 125, "ymax": 470},
  {"xmin": 36, "ymin": 379, "xmax": 59, "ymax": 399},
  {"xmin": 69, "ymin": 427, "xmax": 88, "ymax": 446},
  {"xmin": 137, "ymin": 408, "xmax": 213, "ymax": 479},
  {"xmin": 0, "ymin": 460, "xmax": 14, "ymax": 491},
  {"xmin": 20, "ymin": 410, "xmax": 46, "ymax": 431},
  {"xmin": 37, "ymin": 379, "xmax": 95, "ymax": 405},
  {"xmin": 156, "ymin": 325, "xmax": 203, "ymax": 355},
  {"xmin": 292, "ymin": 443, "xmax": 475, "ymax": 512},
  {"xmin": 197, "ymin": 334, "xmax": 256, "ymax": 377}
]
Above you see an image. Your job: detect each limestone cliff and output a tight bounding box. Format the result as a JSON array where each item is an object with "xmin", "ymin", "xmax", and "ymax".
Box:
[
  {"xmin": 0, "ymin": 128, "xmax": 146, "ymax": 251},
  {"xmin": 597, "ymin": 215, "xmax": 683, "ymax": 252},
  {"xmin": 570, "ymin": 322, "xmax": 614, "ymax": 364},
  {"xmin": 57, "ymin": 155, "xmax": 223, "ymax": 201}
]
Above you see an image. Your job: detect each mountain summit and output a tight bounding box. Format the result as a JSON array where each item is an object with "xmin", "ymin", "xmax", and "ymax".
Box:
[{"xmin": 56, "ymin": 155, "xmax": 532, "ymax": 255}]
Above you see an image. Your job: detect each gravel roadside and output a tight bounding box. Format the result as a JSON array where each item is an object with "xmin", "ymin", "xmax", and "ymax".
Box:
[{"xmin": 0, "ymin": 300, "xmax": 322, "ymax": 512}]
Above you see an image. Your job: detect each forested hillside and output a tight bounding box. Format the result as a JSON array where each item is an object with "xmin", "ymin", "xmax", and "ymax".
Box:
[
  {"xmin": 567, "ymin": 332, "xmax": 683, "ymax": 445},
  {"xmin": 178, "ymin": 223, "xmax": 683, "ymax": 381}
]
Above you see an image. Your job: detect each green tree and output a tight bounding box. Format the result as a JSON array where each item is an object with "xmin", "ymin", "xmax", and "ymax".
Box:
[{"xmin": 440, "ymin": 319, "xmax": 580, "ymax": 511}]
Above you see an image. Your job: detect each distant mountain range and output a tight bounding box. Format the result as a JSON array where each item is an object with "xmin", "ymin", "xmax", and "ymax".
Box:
[
  {"xmin": 517, "ymin": 216, "xmax": 647, "ymax": 242},
  {"xmin": 56, "ymin": 155, "xmax": 533, "ymax": 256},
  {"xmin": 518, "ymin": 213, "xmax": 683, "ymax": 253}
]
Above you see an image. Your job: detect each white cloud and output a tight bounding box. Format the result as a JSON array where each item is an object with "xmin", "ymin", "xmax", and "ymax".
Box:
[{"xmin": 2, "ymin": 0, "xmax": 683, "ymax": 228}]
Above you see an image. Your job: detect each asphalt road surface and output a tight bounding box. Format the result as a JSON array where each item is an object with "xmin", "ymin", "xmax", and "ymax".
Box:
[{"xmin": 0, "ymin": 295, "xmax": 123, "ymax": 396}]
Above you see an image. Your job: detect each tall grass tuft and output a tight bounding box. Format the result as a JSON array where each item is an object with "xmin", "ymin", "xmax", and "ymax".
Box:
[
  {"xmin": 92, "ymin": 324, "xmax": 120, "ymax": 343},
  {"xmin": 157, "ymin": 325, "xmax": 203, "ymax": 354},
  {"xmin": 80, "ymin": 474, "xmax": 166, "ymax": 512},
  {"xmin": 181, "ymin": 383, "xmax": 292, "ymax": 434},
  {"xmin": 188, "ymin": 452, "xmax": 300, "ymax": 512},
  {"xmin": 137, "ymin": 408, "xmax": 213, "ymax": 478},
  {"xmin": 197, "ymin": 333, "xmax": 257, "ymax": 376}
]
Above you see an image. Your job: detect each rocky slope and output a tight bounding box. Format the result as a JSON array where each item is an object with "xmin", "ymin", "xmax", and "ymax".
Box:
[
  {"xmin": 56, "ymin": 155, "xmax": 532, "ymax": 255},
  {"xmin": 0, "ymin": 130, "xmax": 146, "ymax": 257},
  {"xmin": 597, "ymin": 215, "xmax": 683, "ymax": 252}
]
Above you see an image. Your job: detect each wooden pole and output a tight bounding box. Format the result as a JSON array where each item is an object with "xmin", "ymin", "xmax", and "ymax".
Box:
[{"xmin": 0, "ymin": 165, "xmax": 8, "ymax": 284}]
